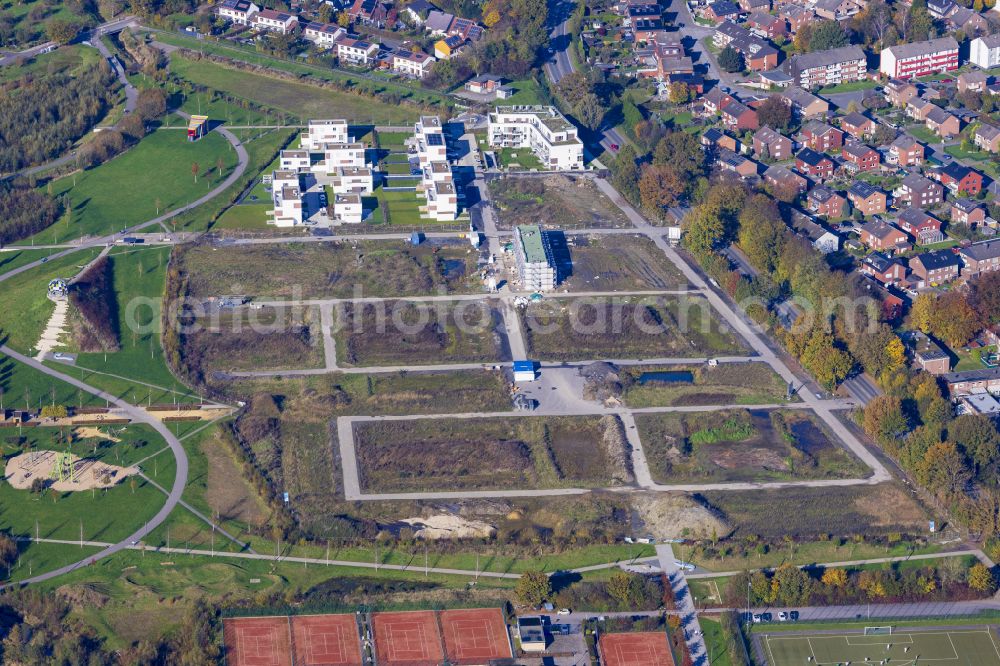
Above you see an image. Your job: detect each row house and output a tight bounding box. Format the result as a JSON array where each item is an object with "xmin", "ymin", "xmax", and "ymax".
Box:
[
  {"xmin": 764, "ymin": 164, "xmax": 808, "ymax": 194},
  {"xmin": 270, "ymin": 170, "xmax": 303, "ymax": 227},
  {"xmin": 746, "ymin": 11, "xmax": 785, "ymax": 38},
  {"xmin": 924, "ymin": 106, "xmax": 961, "ymax": 139},
  {"xmin": 971, "ymin": 34, "xmax": 1000, "ymax": 70},
  {"xmin": 720, "ymin": 100, "xmax": 758, "ymax": 130},
  {"xmin": 217, "ymin": 0, "xmax": 259, "ymax": 24},
  {"xmin": 879, "ymin": 37, "xmax": 960, "ymax": 79},
  {"xmin": 251, "ymin": 8, "xmax": 298, "ymax": 33},
  {"xmin": 933, "ymin": 161, "xmax": 983, "ymax": 195},
  {"xmin": 897, "ymin": 207, "xmax": 944, "ymax": 245},
  {"xmin": 752, "ymin": 126, "xmax": 792, "ymax": 160},
  {"xmin": 884, "ymin": 79, "xmax": 919, "ymax": 107},
  {"xmin": 951, "ymin": 198, "xmax": 986, "ymax": 226},
  {"xmin": 782, "ymin": 45, "xmax": 866, "ymax": 89},
  {"xmin": 905, "ymin": 97, "xmax": 936, "ymax": 122},
  {"xmin": 841, "ymin": 143, "xmax": 880, "ymax": 172},
  {"xmin": 704, "ymin": 0, "xmax": 742, "ymax": 23},
  {"xmin": 839, "ymin": 111, "xmax": 875, "ymax": 139},
  {"xmin": 909, "ymin": 250, "xmax": 961, "ymax": 285},
  {"xmin": 701, "ymin": 127, "xmax": 742, "ymax": 153},
  {"xmin": 943, "ymin": 367, "xmax": 1000, "ymax": 397},
  {"xmin": 974, "ymin": 123, "xmax": 1000, "ymax": 153},
  {"xmin": 959, "ymin": 240, "xmax": 1000, "ymax": 276},
  {"xmin": 807, "ymin": 185, "xmax": 846, "ymax": 217},
  {"xmin": 861, "ymin": 251, "xmax": 907, "ymax": 285},
  {"xmin": 303, "ymin": 22, "xmax": 345, "ymax": 48},
  {"xmin": 895, "ymin": 172, "xmax": 943, "ymax": 207},
  {"xmin": 860, "ymin": 220, "xmax": 911, "ymax": 253},
  {"xmin": 957, "ymin": 71, "xmax": 989, "ymax": 93},
  {"xmin": 795, "ymin": 147, "xmax": 834, "ymax": 179},
  {"xmin": 779, "ymin": 5, "xmax": 814, "ymax": 33},
  {"xmin": 329, "ymin": 166, "xmax": 374, "ymax": 195},
  {"xmin": 738, "ymin": 0, "xmax": 770, "ymax": 12},
  {"xmin": 888, "ymin": 135, "xmax": 924, "ymax": 166},
  {"xmin": 847, "ymin": 181, "xmax": 887, "ymax": 215},
  {"xmin": 391, "ymin": 50, "xmax": 435, "ymax": 78},
  {"xmin": 779, "ymin": 87, "xmax": 829, "ymax": 118},
  {"xmin": 800, "ymin": 121, "xmax": 843, "ymax": 151}
]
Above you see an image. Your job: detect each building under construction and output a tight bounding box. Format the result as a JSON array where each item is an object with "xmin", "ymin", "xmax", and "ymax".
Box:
[{"xmin": 514, "ymin": 224, "xmax": 557, "ymax": 292}]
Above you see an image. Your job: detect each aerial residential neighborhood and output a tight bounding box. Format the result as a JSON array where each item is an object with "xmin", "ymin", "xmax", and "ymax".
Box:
[{"xmin": 5, "ymin": 0, "xmax": 1000, "ymax": 661}]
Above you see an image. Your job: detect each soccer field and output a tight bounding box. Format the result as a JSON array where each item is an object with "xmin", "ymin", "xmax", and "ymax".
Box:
[{"xmin": 762, "ymin": 628, "xmax": 1000, "ymax": 665}]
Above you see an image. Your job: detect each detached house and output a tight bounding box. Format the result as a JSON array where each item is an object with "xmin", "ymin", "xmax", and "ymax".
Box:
[
  {"xmin": 909, "ymin": 250, "xmax": 961, "ymax": 285},
  {"xmin": 841, "ymin": 143, "xmax": 880, "ymax": 172},
  {"xmin": 895, "ymin": 172, "xmax": 943, "ymax": 207},
  {"xmin": 958, "ymin": 71, "xmax": 989, "ymax": 93},
  {"xmin": 336, "ymin": 36, "xmax": 379, "ymax": 65},
  {"xmin": 779, "ymin": 5, "xmax": 814, "ymax": 33},
  {"xmin": 934, "ymin": 161, "xmax": 983, "ymax": 195},
  {"xmin": 840, "ymin": 112, "xmax": 875, "ymax": 139},
  {"xmin": 971, "ymin": 34, "xmax": 1000, "ymax": 70},
  {"xmin": 906, "ymin": 331, "xmax": 951, "ymax": 375},
  {"xmin": 252, "ymin": 8, "xmax": 298, "ymax": 33},
  {"xmin": 898, "ymin": 207, "xmax": 944, "ymax": 245},
  {"xmin": 974, "ymin": 123, "xmax": 1000, "ymax": 153},
  {"xmin": 800, "ymin": 121, "xmax": 843, "ymax": 151},
  {"xmin": 951, "ymin": 198, "xmax": 986, "ymax": 226},
  {"xmin": 862, "ymin": 251, "xmax": 908, "ymax": 285},
  {"xmin": 217, "ymin": 0, "xmax": 259, "ymax": 24},
  {"xmin": 860, "ymin": 220, "xmax": 911, "ymax": 253},
  {"xmin": 889, "ymin": 135, "xmax": 924, "ymax": 166},
  {"xmin": 780, "ymin": 87, "xmax": 829, "ymax": 118},
  {"xmin": 848, "ymin": 181, "xmax": 887, "ymax": 215},
  {"xmin": 764, "ymin": 164, "xmax": 808, "ymax": 194},
  {"xmin": 807, "ymin": 185, "xmax": 847, "ymax": 217},
  {"xmin": 746, "ymin": 11, "xmax": 785, "ymax": 38},
  {"xmin": 303, "ymin": 22, "xmax": 345, "ymax": 48},
  {"xmin": 702, "ymin": 88, "xmax": 734, "ymax": 116},
  {"xmin": 752, "ymin": 127, "xmax": 793, "ymax": 160},
  {"xmin": 924, "ymin": 106, "xmax": 961, "ymax": 139},
  {"xmin": 705, "ymin": 0, "xmax": 742, "ymax": 23},
  {"xmin": 795, "ymin": 147, "xmax": 834, "ymax": 179},
  {"xmin": 814, "ymin": 0, "xmax": 862, "ymax": 21},
  {"xmin": 884, "ymin": 79, "xmax": 919, "ymax": 107}
]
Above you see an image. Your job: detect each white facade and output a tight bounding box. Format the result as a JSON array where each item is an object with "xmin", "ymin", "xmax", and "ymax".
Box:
[
  {"xmin": 330, "ymin": 167, "xmax": 374, "ymax": 194},
  {"xmin": 488, "ymin": 106, "xmax": 584, "ymax": 170},
  {"xmin": 392, "ymin": 51, "xmax": 435, "ymax": 78},
  {"xmin": 335, "ymin": 36, "xmax": 379, "ymax": 64},
  {"xmin": 424, "ymin": 180, "xmax": 458, "ymax": 220},
  {"xmin": 514, "ymin": 224, "xmax": 557, "ymax": 291},
  {"xmin": 879, "ymin": 37, "xmax": 960, "ymax": 79},
  {"xmin": 301, "ymin": 119, "xmax": 349, "ymax": 150},
  {"xmin": 303, "ymin": 23, "xmax": 346, "ymax": 48},
  {"xmin": 320, "ymin": 143, "xmax": 367, "ymax": 170},
  {"xmin": 970, "ymin": 34, "xmax": 1000, "ymax": 69},
  {"xmin": 332, "ymin": 193, "xmax": 363, "ymax": 223},
  {"xmin": 279, "ymin": 149, "xmax": 310, "ymax": 172},
  {"xmin": 270, "ymin": 170, "xmax": 304, "ymax": 227},
  {"xmin": 414, "ymin": 115, "xmax": 448, "ymax": 165},
  {"xmin": 251, "ymin": 9, "xmax": 298, "ymax": 33},
  {"xmin": 217, "ymin": 0, "xmax": 259, "ymax": 24}
]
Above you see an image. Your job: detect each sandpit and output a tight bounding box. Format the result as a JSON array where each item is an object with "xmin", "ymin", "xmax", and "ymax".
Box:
[
  {"xmin": 4, "ymin": 450, "xmax": 138, "ymax": 492},
  {"xmin": 147, "ymin": 407, "xmax": 235, "ymax": 421},
  {"xmin": 400, "ymin": 514, "xmax": 497, "ymax": 539},
  {"xmin": 74, "ymin": 427, "xmax": 122, "ymax": 442}
]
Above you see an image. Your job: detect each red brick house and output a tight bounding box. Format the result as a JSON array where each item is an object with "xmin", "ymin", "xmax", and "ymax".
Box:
[
  {"xmin": 860, "ymin": 220, "xmax": 910, "ymax": 253},
  {"xmin": 841, "ymin": 143, "xmax": 880, "ymax": 172},
  {"xmin": 934, "ymin": 162, "xmax": 983, "ymax": 195},
  {"xmin": 752, "ymin": 127, "xmax": 793, "ymax": 160},
  {"xmin": 896, "ymin": 172, "xmax": 943, "ymax": 207},
  {"xmin": 746, "ymin": 11, "xmax": 785, "ymax": 38},
  {"xmin": 951, "ymin": 198, "xmax": 986, "ymax": 226},
  {"xmin": 705, "ymin": 0, "xmax": 741, "ymax": 23},
  {"xmin": 764, "ymin": 164, "xmax": 808, "ymax": 194},
  {"xmin": 720, "ymin": 100, "xmax": 759, "ymax": 131},
  {"xmin": 861, "ymin": 251, "xmax": 907, "ymax": 285},
  {"xmin": 909, "ymin": 249, "xmax": 961, "ymax": 285},
  {"xmin": 889, "ymin": 135, "xmax": 924, "ymax": 166},
  {"xmin": 847, "ymin": 181, "xmax": 887, "ymax": 216},
  {"xmin": 897, "ymin": 207, "xmax": 944, "ymax": 245},
  {"xmin": 807, "ymin": 186, "xmax": 846, "ymax": 218},
  {"xmin": 795, "ymin": 148, "xmax": 834, "ymax": 179},
  {"xmin": 701, "ymin": 87, "xmax": 734, "ymax": 116},
  {"xmin": 800, "ymin": 121, "xmax": 843, "ymax": 151},
  {"xmin": 839, "ymin": 112, "xmax": 876, "ymax": 139}
]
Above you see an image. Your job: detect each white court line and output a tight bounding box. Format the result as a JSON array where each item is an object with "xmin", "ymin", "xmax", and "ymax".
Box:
[{"xmin": 846, "ymin": 634, "xmax": 913, "ymax": 645}]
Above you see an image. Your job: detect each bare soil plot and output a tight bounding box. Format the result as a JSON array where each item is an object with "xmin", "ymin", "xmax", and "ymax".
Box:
[
  {"xmin": 561, "ymin": 235, "xmax": 690, "ymax": 292},
  {"xmin": 4, "ymin": 450, "xmax": 138, "ymax": 492},
  {"xmin": 201, "ymin": 428, "xmax": 269, "ymax": 527},
  {"xmin": 521, "ymin": 296, "xmax": 745, "ymax": 361},
  {"xmin": 635, "ymin": 409, "xmax": 869, "ymax": 484},
  {"xmin": 335, "ymin": 300, "xmax": 505, "ymax": 366},
  {"xmin": 613, "ymin": 362, "xmax": 792, "ymax": 407},
  {"xmin": 353, "ymin": 415, "xmax": 631, "ymax": 492},
  {"xmin": 489, "ymin": 174, "xmax": 632, "ymax": 230},
  {"xmin": 176, "ymin": 240, "xmax": 480, "ymax": 300},
  {"xmin": 182, "ymin": 306, "xmax": 323, "ymax": 377}
]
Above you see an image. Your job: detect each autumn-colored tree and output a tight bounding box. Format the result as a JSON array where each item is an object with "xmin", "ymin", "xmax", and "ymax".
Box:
[
  {"xmin": 668, "ymin": 82, "xmax": 691, "ymax": 105},
  {"xmin": 970, "ymin": 271, "xmax": 1000, "ymax": 323},
  {"xmin": 515, "ymin": 571, "xmax": 551, "ymax": 607},
  {"xmin": 821, "ymin": 568, "xmax": 849, "ymax": 588},
  {"xmin": 801, "ymin": 327, "xmax": 853, "ymax": 389},
  {"xmin": 917, "ymin": 442, "xmax": 971, "ymax": 496},
  {"xmin": 863, "ymin": 395, "xmax": 908, "ymax": 443},
  {"xmin": 191, "ymin": 162, "xmax": 200, "ymax": 183},
  {"xmin": 639, "ymin": 164, "xmax": 685, "ymax": 213},
  {"xmin": 933, "ymin": 291, "xmax": 981, "ymax": 347},
  {"xmin": 756, "ymin": 95, "xmax": 791, "ymax": 131},
  {"xmin": 968, "ymin": 562, "xmax": 997, "ymax": 593},
  {"xmin": 949, "ymin": 414, "xmax": 1000, "ymax": 476},
  {"xmin": 910, "ymin": 292, "xmax": 936, "ymax": 333},
  {"xmin": 738, "ymin": 195, "xmax": 786, "ymax": 274}
]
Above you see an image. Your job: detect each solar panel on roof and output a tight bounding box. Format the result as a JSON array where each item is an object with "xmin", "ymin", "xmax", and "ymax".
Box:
[{"xmin": 426, "ymin": 134, "xmax": 444, "ymax": 146}]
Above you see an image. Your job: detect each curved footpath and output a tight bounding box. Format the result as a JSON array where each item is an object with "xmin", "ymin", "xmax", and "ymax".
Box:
[{"xmin": 0, "ymin": 345, "xmax": 189, "ymax": 588}]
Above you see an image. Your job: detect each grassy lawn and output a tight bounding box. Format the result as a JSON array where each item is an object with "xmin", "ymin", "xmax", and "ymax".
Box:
[
  {"xmin": 379, "ymin": 187, "xmax": 428, "ymax": 226},
  {"xmin": 495, "ymin": 147, "xmax": 544, "ymax": 170},
  {"xmin": 906, "ymin": 124, "xmax": 940, "ymax": 144},
  {"xmin": 820, "ymin": 79, "xmax": 879, "ymax": 94},
  {"xmin": 954, "ymin": 344, "xmax": 997, "ymax": 371},
  {"xmin": 620, "ymin": 362, "xmax": 793, "ymax": 407},
  {"xmin": 0, "ymin": 0, "xmax": 96, "ymax": 49},
  {"xmin": 700, "ymin": 617, "xmax": 735, "ymax": 666},
  {"xmin": 29, "ymin": 129, "xmax": 239, "ymax": 244},
  {"xmin": 660, "ymin": 109, "xmax": 695, "ymax": 127},
  {"xmin": 0, "ymin": 248, "xmax": 103, "ymax": 352},
  {"xmin": 497, "ymin": 77, "xmax": 546, "ymax": 105},
  {"xmin": 944, "ymin": 144, "xmax": 991, "ymax": 161},
  {"xmin": 212, "ymin": 203, "xmax": 273, "ymax": 230},
  {"xmin": 0, "ymin": 44, "xmax": 102, "ymax": 83},
  {"xmin": 918, "ymin": 239, "xmax": 960, "ymax": 251},
  {"xmin": 0, "ymin": 351, "xmax": 106, "ymax": 409},
  {"xmin": 170, "ymin": 55, "xmax": 421, "ymax": 124},
  {"xmin": 0, "ymin": 248, "xmax": 61, "ymax": 275}
]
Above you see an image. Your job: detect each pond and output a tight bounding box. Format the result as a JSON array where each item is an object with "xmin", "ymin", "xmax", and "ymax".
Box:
[{"xmin": 637, "ymin": 370, "xmax": 694, "ymax": 384}]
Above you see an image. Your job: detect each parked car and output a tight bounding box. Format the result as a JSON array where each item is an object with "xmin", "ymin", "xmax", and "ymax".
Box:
[
  {"xmin": 752, "ymin": 614, "xmax": 763, "ymax": 623},
  {"xmin": 778, "ymin": 612, "xmax": 787, "ymax": 622},
  {"xmin": 789, "ymin": 611, "xmax": 800, "ymax": 622},
  {"xmin": 556, "ymin": 608, "xmax": 571, "ymax": 616}
]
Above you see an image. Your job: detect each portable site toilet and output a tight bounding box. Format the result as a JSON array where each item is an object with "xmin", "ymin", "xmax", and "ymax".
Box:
[{"xmin": 513, "ymin": 360, "xmax": 537, "ymax": 382}]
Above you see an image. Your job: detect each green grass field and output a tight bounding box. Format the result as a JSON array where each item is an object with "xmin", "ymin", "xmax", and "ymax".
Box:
[
  {"xmin": 762, "ymin": 627, "xmax": 1000, "ymax": 665},
  {"xmin": 169, "ymin": 55, "xmax": 420, "ymax": 124},
  {"xmin": 31, "ymin": 128, "xmax": 238, "ymax": 244}
]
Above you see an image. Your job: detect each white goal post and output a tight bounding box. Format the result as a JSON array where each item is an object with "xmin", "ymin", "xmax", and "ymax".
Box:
[{"xmin": 864, "ymin": 626, "xmax": 892, "ymax": 636}]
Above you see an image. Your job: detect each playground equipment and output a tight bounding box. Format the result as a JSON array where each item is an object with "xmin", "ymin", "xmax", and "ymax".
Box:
[
  {"xmin": 49, "ymin": 451, "xmax": 76, "ymax": 483},
  {"xmin": 47, "ymin": 278, "xmax": 68, "ymax": 299}
]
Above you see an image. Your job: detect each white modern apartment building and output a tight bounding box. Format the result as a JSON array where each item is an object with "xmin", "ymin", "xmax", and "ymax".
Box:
[
  {"xmin": 279, "ymin": 149, "xmax": 311, "ymax": 172},
  {"xmin": 970, "ymin": 34, "xmax": 1000, "ymax": 69},
  {"xmin": 251, "ymin": 8, "xmax": 298, "ymax": 33},
  {"xmin": 414, "ymin": 115, "xmax": 448, "ymax": 165},
  {"xmin": 335, "ymin": 36, "xmax": 379, "ymax": 65},
  {"xmin": 330, "ymin": 166, "xmax": 374, "ymax": 194},
  {"xmin": 320, "ymin": 143, "xmax": 367, "ymax": 170},
  {"xmin": 488, "ymin": 106, "xmax": 584, "ymax": 170},
  {"xmin": 332, "ymin": 193, "xmax": 363, "ymax": 224},
  {"xmin": 514, "ymin": 224, "xmax": 557, "ymax": 291},
  {"xmin": 880, "ymin": 36, "xmax": 959, "ymax": 79},
  {"xmin": 303, "ymin": 22, "xmax": 346, "ymax": 48},
  {"xmin": 301, "ymin": 119, "xmax": 350, "ymax": 150},
  {"xmin": 392, "ymin": 51, "xmax": 435, "ymax": 78},
  {"xmin": 424, "ymin": 180, "xmax": 459, "ymax": 221},
  {"xmin": 270, "ymin": 170, "xmax": 304, "ymax": 227}
]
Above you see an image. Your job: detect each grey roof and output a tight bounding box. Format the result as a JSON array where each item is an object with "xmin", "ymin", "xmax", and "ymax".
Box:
[
  {"xmin": 884, "ymin": 36, "xmax": 959, "ymax": 61},
  {"xmin": 708, "ymin": 0, "xmax": 741, "ymax": 14},
  {"xmin": 960, "ymin": 71, "xmax": 989, "ymax": 83},
  {"xmin": 796, "ymin": 147, "xmax": 829, "ymax": 166},
  {"xmin": 425, "ymin": 9, "xmax": 453, "ymax": 31},
  {"xmin": 924, "ymin": 105, "xmax": 955, "ymax": 125},
  {"xmin": 786, "ymin": 45, "xmax": 865, "ymax": 74},
  {"xmin": 843, "ymin": 143, "xmax": 876, "ymax": 159},
  {"xmin": 863, "ymin": 251, "xmax": 899, "ymax": 272},
  {"xmin": 952, "ymin": 197, "xmax": 981, "ymax": 213},
  {"xmin": 802, "ymin": 120, "xmax": 839, "ymax": 136},
  {"xmin": 960, "ymin": 239, "xmax": 1000, "ymax": 261},
  {"xmin": 898, "ymin": 206, "xmax": 933, "ymax": 227},
  {"xmin": 841, "ymin": 111, "xmax": 871, "ymax": 129},
  {"xmin": 755, "ymin": 126, "xmax": 789, "ymax": 144},
  {"xmin": 942, "ymin": 367, "xmax": 1000, "ymax": 383},
  {"xmin": 809, "ymin": 185, "xmax": 838, "ymax": 202},
  {"xmin": 901, "ymin": 171, "xmax": 936, "ymax": 191},
  {"xmin": 891, "ymin": 134, "xmax": 921, "ymax": 149},
  {"xmin": 760, "ymin": 69, "xmax": 792, "ymax": 83},
  {"xmin": 976, "ymin": 33, "xmax": 1000, "ymax": 49},
  {"xmin": 782, "ymin": 87, "xmax": 826, "ymax": 109},
  {"xmin": 912, "ymin": 249, "xmax": 960, "ymax": 270},
  {"xmin": 861, "ymin": 219, "xmax": 905, "ymax": 240},
  {"xmin": 848, "ymin": 181, "xmax": 881, "ymax": 199},
  {"xmin": 976, "ymin": 123, "xmax": 1000, "ymax": 140}
]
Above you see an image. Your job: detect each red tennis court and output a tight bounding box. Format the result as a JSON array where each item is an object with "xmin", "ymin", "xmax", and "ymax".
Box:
[
  {"xmin": 223, "ymin": 616, "xmax": 293, "ymax": 666},
  {"xmin": 599, "ymin": 631, "xmax": 675, "ymax": 666},
  {"xmin": 371, "ymin": 610, "xmax": 444, "ymax": 666},
  {"xmin": 439, "ymin": 608, "xmax": 513, "ymax": 664},
  {"xmin": 291, "ymin": 614, "xmax": 363, "ymax": 666}
]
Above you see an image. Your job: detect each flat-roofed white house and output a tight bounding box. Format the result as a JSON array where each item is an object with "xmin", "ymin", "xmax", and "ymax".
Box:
[
  {"xmin": 217, "ymin": 0, "xmax": 259, "ymax": 24},
  {"xmin": 414, "ymin": 115, "xmax": 448, "ymax": 165},
  {"xmin": 391, "ymin": 50, "xmax": 436, "ymax": 78},
  {"xmin": 335, "ymin": 35, "xmax": 379, "ymax": 65},
  {"xmin": 270, "ymin": 170, "xmax": 304, "ymax": 227},
  {"xmin": 488, "ymin": 106, "xmax": 584, "ymax": 170},
  {"xmin": 301, "ymin": 119, "xmax": 349, "ymax": 150},
  {"xmin": 332, "ymin": 193, "xmax": 364, "ymax": 223},
  {"xmin": 251, "ymin": 8, "xmax": 298, "ymax": 33},
  {"xmin": 303, "ymin": 22, "xmax": 346, "ymax": 48},
  {"xmin": 320, "ymin": 143, "xmax": 367, "ymax": 170},
  {"xmin": 279, "ymin": 149, "xmax": 311, "ymax": 172},
  {"xmin": 330, "ymin": 166, "xmax": 374, "ymax": 194},
  {"xmin": 423, "ymin": 179, "xmax": 459, "ymax": 220},
  {"xmin": 421, "ymin": 160, "xmax": 452, "ymax": 187}
]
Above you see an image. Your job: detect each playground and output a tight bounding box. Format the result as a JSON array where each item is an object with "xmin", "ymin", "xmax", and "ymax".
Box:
[
  {"xmin": 4, "ymin": 449, "xmax": 138, "ymax": 492},
  {"xmin": 760, "ymin": 627, "xmax": 1000, "ymax": 666}
]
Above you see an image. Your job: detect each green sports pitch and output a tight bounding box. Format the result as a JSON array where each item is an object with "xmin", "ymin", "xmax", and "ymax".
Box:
[{"xmin": 761, "ymin": 628, "xmax": 1000, "ymax": 665}]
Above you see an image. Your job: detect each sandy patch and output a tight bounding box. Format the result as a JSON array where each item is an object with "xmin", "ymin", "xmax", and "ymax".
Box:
[
  {"xmin": 147, "ymin": 407, "xmax": 234, "ymax": 421},
  {"xmin": 34, "ymin": 298, "xmax": 69, "ymax": 361},
  {"xmin": 4, "ymin": 450, "xmax": 138, "ymax": 492},
  {"xmin": 632, "ymin": 493, "xmax": 732, "ymax": 540},
  {"xmin": 74, "ymin": 427, "xmax": 122, "ymax": 442},
  {"xmin": 400, "ymin": 514, "xmax": 496, "ymax": 539}
]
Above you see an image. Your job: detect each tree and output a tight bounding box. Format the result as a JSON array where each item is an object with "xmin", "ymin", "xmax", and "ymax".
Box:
[
  {"xmin": 772, "ymin": 564, "xmax": 813, "ymax": 606},
  {"xmin": 191, "ymin": 162, "xmax": 200, "ymax": 183},
  {"xmin": 606, "ymin": 572, "xmax": 645, "ymax": 607},
  {"xmin": 863, "ymin": 395, "xmax": 908, "ymax": 442},
  {"xmin": 718, "ymin": 45, "xmax": 744, "ymax": 73},
  {"xmin": 950, "ymin": 414, "xmax": 1000, "ymax": 477},
  {"xmin": 738, "ymin": 195, "xmax": 787, "ymax": 273},
  {"xmin": 917, "ymin": 442, "xmax": 971, "ymax": 496},
  {"xmin": 668, "ymin": 82, "xmax": 691, "ymax": 105},
  {"xmin": 575, "ymin": 93, "xmax": 603, "ymax": 131},
  {"xmin": 756, "ymin": 95, "xmax": 791, "ymax": 131},
  {"xmin": 821, "ymin": 568, "xmax": 849, "ymax": 588},
  {"xmin": 612, "ymin": 144, "xmax": 641, "ymax": 205},
  {"xmin": 40, "ymin": 405, "xmax": 68, "ymax": 419},
  {"xmin": 857, "ymin": 0, "xmax": 893, "ymax": 48},
  {"xmin": 652, "ymin": 130, "xmax": 703, "ymax": 178},
  {"xmin": 515, "ymin": 571, "xmax": 551, "ymax": 607},
  {"xmin": 807, "ymin": 20, "xmax": 849, "ymax": 51},
  {"xmin": 45, "ymin": 18, "xmax": 80, "ymax": 44},
  {"xmin": 135, "ymin": 88, "xmax": 167, "ymax": 121},
  {"xmin": 910, "ymin": 292, "xmax": 936, "ymax": 333},
  {"xmin": 684, "ymin": 201, "xmax": 727, "ymax": 256},
  {"xmin": 872, "ymin": 123, "xmax": 896, "ymax": 147},
  {"xmin": 932, "ymin": 292, "xmax": 981, "ymax": 347},
  {"xmin": 969, "ymin": 271, "xmax": 1000, "ymax": 323},
  {"xmin": 639, "ymin": 164, "xmax": 685, "ymax": 213},
  {"xmin": 969, "ymin": 562, "xmax": 998, "ymax": 593}
]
